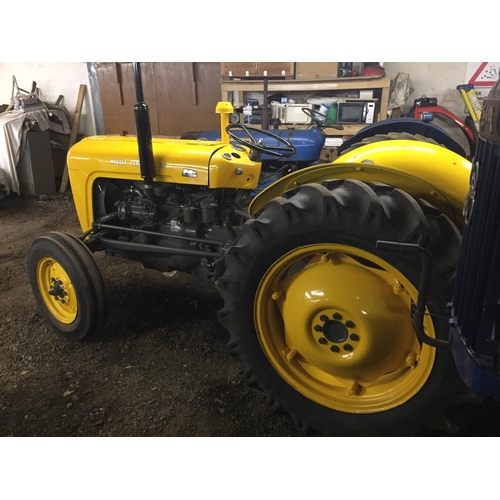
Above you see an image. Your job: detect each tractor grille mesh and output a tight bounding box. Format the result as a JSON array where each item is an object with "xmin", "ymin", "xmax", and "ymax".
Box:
[{"xmin": 453, "ymin": 138, "xmax": 500, "ymax": 356}]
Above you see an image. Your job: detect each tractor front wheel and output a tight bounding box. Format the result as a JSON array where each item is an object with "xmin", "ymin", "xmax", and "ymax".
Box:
[
  {"xmin": 28, "ymin": 232, "xmax": 108, "ymax": 341},
  {"xmin": 217, "ymin": 180, "xmax": 463, "ymax": 436}
]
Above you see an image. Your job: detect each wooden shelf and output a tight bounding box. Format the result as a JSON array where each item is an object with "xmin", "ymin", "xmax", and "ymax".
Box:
[{"xmin": 221, "ymin": 77, "xmax": 391, "ymax": 137}]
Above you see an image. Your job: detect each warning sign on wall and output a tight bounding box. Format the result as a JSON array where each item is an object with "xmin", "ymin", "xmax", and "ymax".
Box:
[
  {"xmin": 467, "ymin": 62, "xmax": 499, "ymax": 86},
  {"xmin": 465, "ymin": 63, "xmax": 500, "ymax": 103}
]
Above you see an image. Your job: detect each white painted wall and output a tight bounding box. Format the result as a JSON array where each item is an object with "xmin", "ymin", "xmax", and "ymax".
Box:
[
  {"xmin": 383, "ymin": 62, "xmax": 470, "ymax": 152},
  {"xmin": 383, "ymin": 62, "xmax": 468, "ymax": 117},
  {"xmin": 0, "ymin": 62, "xmax": 95, "ymax": 136}
]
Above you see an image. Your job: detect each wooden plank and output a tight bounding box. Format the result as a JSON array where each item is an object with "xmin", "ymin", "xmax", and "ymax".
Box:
[
  {"xmin": 221, "ymin": 77, "xmax": 391, "ymax": 93},
  {"xmin": 59, "ymin": 84, "xmax": 86, "ymax": 193},
  {"xmin": 221, "ymin": 62, "xmax": 294, "ymax": 78},
  {"xmin": 154, "ymin": 62, "xmax": 221, "ymax": 136}
]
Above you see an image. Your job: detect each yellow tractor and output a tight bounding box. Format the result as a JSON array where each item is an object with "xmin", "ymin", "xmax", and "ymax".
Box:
[{"xmin": 28, "ymin": 63, "xmax": 474, "ymax": 436}]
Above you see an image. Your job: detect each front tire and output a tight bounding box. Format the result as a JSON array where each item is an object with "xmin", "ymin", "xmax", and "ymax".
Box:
[
  {"xmin": 217, "ymin": 180, "xmax": 463, "ymax": 436},
  {"xmin": 28, "ymin": 232, "xmax": 108, "ymax": 341}
]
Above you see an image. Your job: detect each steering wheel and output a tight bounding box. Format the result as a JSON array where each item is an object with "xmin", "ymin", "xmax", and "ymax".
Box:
[
  {"xmin": 226, "ymin": 124, "xmax": 297, "ymax": 158},
  {"xmin": 301, "ymin": 107, "xmax": 344, "ymax": 130}
]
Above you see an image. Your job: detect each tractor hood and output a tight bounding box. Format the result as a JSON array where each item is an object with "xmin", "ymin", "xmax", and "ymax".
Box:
[
  {"xmin": 68, "ymin": 135, "xmax": 227, "ymax": 177},
  {"xmin": 67, "ymin": 134, "xmax": 262, "ymax": 232}
]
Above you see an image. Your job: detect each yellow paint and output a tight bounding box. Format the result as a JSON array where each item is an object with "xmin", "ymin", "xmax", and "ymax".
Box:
[
  {"xmin": 67, "ymin": 134, "xmax": 260, "ymax": 231},
  {"xmin": 37, "ymin": 258, "xmax": 78, "ymax": 324},
  {"xmin": 254, "ymin": 244, "xmax": 436, "ymax": 413},
  {"xmin": 249, "ymin": 140, "xmax": 472, "ymax": 228},
  {"xmin": 216, "ymin": 101, "xmax": 234, "ymax": 144}
]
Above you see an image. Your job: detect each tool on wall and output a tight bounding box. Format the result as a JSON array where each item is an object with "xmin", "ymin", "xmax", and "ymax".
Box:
[
  {"xmin": 59, "ymin": 84, "xmax": 86, "ymax": 193},
  {"xmin": 457, "ymin": 83, "xmax": 482, "ymax": 132}
]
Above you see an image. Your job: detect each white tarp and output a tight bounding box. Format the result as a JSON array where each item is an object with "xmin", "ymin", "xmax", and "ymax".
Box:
[{"xmin": 0, "ymin": 109, "xmax": 51, "ymax": 195}]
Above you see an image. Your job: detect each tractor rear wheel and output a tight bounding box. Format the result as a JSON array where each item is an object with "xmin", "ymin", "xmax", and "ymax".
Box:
[
  {"xmin": 28, "ymin": 232, "xmax": 108, "ymax": 341},
  {"xmin": 339, "ymin": 132, "xmax": 444, "ymax": 155},
  {"xmin": 217, "ymin": 180, "xmax": 463, "ymax": 436}
]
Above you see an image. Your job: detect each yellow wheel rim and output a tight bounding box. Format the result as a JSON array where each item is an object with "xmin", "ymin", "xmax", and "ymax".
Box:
[
  {"xmin": 37, "ymin": 257, "xmax": 78, "ymax": 324},
  {"xmin": 254, "ymin": 244, "xmax": 436, "ymax": 413}
]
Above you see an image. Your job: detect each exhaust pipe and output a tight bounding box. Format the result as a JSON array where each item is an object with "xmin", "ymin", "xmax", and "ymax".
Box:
[{"xmin": 132, "ymin": 62, "xmax": 160, "ymax": 203}]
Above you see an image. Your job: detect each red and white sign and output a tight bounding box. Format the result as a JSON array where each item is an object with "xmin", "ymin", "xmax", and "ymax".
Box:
[
  {"xmin": 465, "ymin": 63, "xmax": 500, "ymax": 103},
  {"xmin": 467, "ymin": 62, "xmax": 499, "ymax": 86}
]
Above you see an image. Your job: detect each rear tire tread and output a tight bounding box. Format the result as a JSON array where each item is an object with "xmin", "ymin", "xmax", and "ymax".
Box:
[{"xmin": 217, "ymin": 179, "xmax": 464, "ymax": 436}]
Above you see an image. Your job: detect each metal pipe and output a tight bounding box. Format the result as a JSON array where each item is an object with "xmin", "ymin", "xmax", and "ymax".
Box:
[
  {"xmin": 94, "ymin": 223, "xmax": 227, "ymax": 246},
  {"xmin": 132, "ymin": 62, "xmax": 157, "ymax": 192},
  {"xmin": 376, "ymin": 240, "xmax": 450, "ymax": 349},
  {"xmin": 261, "ymin": 77, "xmax": 269, "ymax": 130},
  {"xmin": 96, "ymin": 236, "xmax": 222, "ymax": 258}
]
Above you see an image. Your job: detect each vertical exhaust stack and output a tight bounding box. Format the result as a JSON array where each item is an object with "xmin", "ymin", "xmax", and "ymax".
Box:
[{"xmin": 133, "ymin": 62, "xmax": 157, "ymax": 190}]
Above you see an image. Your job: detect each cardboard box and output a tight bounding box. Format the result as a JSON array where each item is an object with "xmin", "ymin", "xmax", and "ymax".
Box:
[{"xmin": 295, "ymin": 62, "xmax": 339, "ymax": 80}]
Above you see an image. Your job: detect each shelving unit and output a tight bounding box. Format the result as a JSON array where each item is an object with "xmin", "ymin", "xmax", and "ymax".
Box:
[{"xmin": 220, "ymin": 76, "xmax": 391, "ymax": 136}]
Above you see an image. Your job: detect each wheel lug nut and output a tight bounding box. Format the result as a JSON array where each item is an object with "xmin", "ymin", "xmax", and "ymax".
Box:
[
  {"xmin": 349, "ymin": 333, "xmax": 359, "ymax": 341},
  {"xmin": 333, "ymin": 313, "xmax": 342, "ymax": 320},
  {"xmin": 320, "ymin": 314, "xmax": 328, "ymax": 322},
  {"xmin": 318, "ymin": 337, "xmax": 328, "ymax": 345},
  {"xmin": 345, "ymin": 320, "xmax": 355, "ymax": 328},
  {"xmin": 343, "ymin": 344, "xmax": 353, "ymax": 352},
  {"xmin": 330, "ymin": 345, "xmax": 340, "ymax": 353},
  {"xmin": 314, "ymin": 325, "xmax": 323, "ymax": 332}
]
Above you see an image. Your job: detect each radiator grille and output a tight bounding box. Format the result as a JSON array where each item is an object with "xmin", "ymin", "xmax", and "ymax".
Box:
[{"xmin": 452, "ymin": 138, "xmax": 500, "ymax": 360}]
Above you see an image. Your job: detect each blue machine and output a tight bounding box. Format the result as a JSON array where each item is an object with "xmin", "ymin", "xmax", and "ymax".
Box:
[{"xmin": 188, "ymin": 126, "xmax": 327, "ymax": 164}]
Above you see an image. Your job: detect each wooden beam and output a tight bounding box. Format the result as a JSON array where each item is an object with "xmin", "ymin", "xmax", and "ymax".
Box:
[{"xmin": 59, "ymin": 84, "xmax": 86, "ymax": 193}]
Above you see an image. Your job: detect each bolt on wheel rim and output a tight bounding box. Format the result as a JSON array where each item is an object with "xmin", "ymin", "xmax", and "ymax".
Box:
[
  {"xmin": 37, "ymin": 257, "xmax": 78, "ymax": 324},
  {"xmin": 254, "ymin": 244, "xmax": 436, "ymax": 413}
]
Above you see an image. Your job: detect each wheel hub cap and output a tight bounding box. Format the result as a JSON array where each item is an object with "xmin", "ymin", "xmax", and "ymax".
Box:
[
  {"xmin": 37, "ymin": 258, "xmax": 78, "ymax": 324},
  {"xmin": 254, "ymin": 244, "xmax": 436, "ymax": 413},
  {"xmin": 323, "ymin": 319, "xmax": 349, "ymax": 343}
]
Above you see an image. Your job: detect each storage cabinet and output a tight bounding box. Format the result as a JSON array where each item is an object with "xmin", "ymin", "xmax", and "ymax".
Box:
[
  {"xmin": 97, "ymin": 62, "xmax": 222, "ymax": 137},
  {"xmin": 220, "ymin": 76, "xmax": 391, "ymax": 136}
]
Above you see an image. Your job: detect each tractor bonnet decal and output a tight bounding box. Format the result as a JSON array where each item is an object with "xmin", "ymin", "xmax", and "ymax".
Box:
[{"xmin": 182, "ymin": 168, "xmax": 198, "ymax": 178}]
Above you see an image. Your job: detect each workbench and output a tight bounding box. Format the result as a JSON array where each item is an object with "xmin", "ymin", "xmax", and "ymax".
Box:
[{"xmin": 221, "ymin": 76, "xmax": 391, "ymax": 136}]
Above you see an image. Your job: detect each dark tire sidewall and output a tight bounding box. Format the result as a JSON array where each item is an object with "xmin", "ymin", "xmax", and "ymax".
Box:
[
  {"xmin": 28, "ymin": 237, "xmax": 97, "ymax": 341},
  {"xmin": 219, "ymin": 183, "xmax": 461, "ymax": 435}
]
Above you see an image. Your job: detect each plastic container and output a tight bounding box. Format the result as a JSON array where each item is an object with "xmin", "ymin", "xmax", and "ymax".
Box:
[
  {"xmin": 326, "ymin": 103, "xmax": 338, "ymax": 123},
  {"xmin": 318, "ymin": 103, "xmax": 329, "ymax": 116},
  {"xmin": 243, "ymin": 103, "xmax": 253, "ymax": 124}
]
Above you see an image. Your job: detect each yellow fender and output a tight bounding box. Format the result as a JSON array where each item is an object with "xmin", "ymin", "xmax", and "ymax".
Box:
[{"xmin": 248, "ymin": 140, "xmax": 472, "ymax": 229}]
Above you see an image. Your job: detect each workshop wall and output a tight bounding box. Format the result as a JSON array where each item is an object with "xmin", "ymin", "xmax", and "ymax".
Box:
[
  {"xmin": 383, "ymin": 62, "xmax": 469, "ymax": 151},
  {"xmin": 0, "ymin": 62, "xmax": 95, "ymax": 136},
  {"xmin": 383, "ymin": 62, "xmax": 468, "ymax": 118},
  {"xmin": 0, "ymin": 62, "xmax": 470, "ymax": 138}
]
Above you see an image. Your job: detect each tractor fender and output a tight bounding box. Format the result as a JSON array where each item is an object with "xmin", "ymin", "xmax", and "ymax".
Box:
[
  {"xmin": 337, "ymin": 118, "xmax": 468, "ymax": 158},
  {"xmin": 248, "ymin": 140, "xmax": 472, "ymax": 229}
]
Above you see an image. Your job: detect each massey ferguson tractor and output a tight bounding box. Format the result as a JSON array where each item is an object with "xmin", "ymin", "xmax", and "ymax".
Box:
[{"xmin": 27, "ymin": 62, "xmax": 500, "ymax": 436}]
